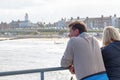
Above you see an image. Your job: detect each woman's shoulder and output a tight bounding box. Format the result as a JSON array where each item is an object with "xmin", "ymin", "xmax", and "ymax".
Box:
[
  {"xmin": 102, "ymin": 41, "xmax": 120, "ymax": 52},
  {"xmin": 101, "ymin": 44, "xmax": 112, "ymax": 52}
]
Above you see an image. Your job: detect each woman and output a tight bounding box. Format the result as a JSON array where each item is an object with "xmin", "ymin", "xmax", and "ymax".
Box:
[{"xmin": 102, "ymin": 26, "xmax": 120, "ymax": 80}]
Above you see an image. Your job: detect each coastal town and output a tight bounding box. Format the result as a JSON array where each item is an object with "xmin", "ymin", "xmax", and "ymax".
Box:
[{"xmin": 0, "ymin": 13, "xmax": 120, "ymax": 40}]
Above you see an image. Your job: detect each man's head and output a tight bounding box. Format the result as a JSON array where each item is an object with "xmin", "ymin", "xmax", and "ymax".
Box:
[{"xmin": 68, "ymin": 21, "xmax": 87, "ymax": 38}]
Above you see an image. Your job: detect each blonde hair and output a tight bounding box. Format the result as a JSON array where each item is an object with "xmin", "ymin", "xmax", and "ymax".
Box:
[{"xmin": 102, "ymin": 26, "xmax": 120, "ymax": 46}]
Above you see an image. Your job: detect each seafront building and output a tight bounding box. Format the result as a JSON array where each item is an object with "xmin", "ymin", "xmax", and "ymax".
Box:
[
  {"xmin": 0, "ymin": 13, "xmax": 120, "ymax": 30},
  {"xmin": 84, "ymin": 14, "xmax": 119, "ymax": 30},
  {"xmin": 9, "ymin": 13, "xmax": 34, "ymax": 29}
]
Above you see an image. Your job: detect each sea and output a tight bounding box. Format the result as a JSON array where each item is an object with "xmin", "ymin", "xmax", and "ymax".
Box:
[
  {"xmin": 0, "ymin": 38, "xmax": 102, "ymax": 80},
  {"xmin": 0, "ymin": 38, "xmax": 73, "ymax": 80}
]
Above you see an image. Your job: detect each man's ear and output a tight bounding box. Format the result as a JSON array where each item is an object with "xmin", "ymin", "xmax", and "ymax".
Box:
[{"xmin": 75, "ymin": 29, "xmax": 80, "ymax": 35}]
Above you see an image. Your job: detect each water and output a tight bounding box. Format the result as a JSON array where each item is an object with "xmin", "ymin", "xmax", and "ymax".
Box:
[
  {"xmin": 0, "ymin": 38, "xmax": 73, "ymax": 80},
  {"xmin": 0, "ymin": 38, "xmax": 102, "ymax": 80}
]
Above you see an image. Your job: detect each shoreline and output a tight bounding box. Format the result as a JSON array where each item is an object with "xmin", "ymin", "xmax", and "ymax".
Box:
[
  {"xmin": 0, "ymin": 35, "xmax": 102, "ymax": 41},
  {"xmin": 0, "ymin": 36, "xmax": 69, "ymax": 41}
]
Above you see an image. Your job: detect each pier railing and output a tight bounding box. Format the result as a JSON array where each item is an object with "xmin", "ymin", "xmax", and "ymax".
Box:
[{"xmin": 0, "ymin": 67, "xmax": 68, "ymax": 80}]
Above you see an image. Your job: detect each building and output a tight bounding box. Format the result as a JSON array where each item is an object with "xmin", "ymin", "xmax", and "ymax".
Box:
[
  {"xmin": 9, "ymin": 13, "xmax": 34, "ymax": 28},
  {"xmin": 84, "ymin": 14, "xmax": 118, "ymax": 30}
]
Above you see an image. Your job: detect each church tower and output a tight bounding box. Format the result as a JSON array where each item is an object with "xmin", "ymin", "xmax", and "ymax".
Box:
[{"xmin": 25, "ymin": 13, "xmax": 28, "ymax": 21}]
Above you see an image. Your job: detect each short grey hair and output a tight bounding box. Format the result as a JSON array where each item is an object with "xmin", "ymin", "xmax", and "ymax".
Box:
[{"xmin": 102, "ymin": 26, "xmax": 120, "ymax": 46}]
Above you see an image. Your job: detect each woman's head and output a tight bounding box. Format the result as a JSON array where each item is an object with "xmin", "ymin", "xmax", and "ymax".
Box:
[{"xmin": 102, "ymin": 26, "xmax": 120, "ymax": 46}]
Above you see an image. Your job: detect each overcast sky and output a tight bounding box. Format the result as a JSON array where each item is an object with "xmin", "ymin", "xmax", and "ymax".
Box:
[{"xmin": 0, "ymin": 0, "xmax": 120, "ymax": 23}]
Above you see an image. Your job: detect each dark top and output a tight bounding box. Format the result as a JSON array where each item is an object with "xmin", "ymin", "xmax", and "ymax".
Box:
[{"xmin": 101, "ymin": 41, "xmax": 120, "ymax": 80}]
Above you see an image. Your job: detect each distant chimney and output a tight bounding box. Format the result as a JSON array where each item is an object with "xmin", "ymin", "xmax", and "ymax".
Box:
[
  {"xmin": 71, "ymin": 17, "xmax": 73, "ymax": 20},
  {"xmin": 61, "ymin": 18, "xmax": 64, "ymax": 21},
  {"xmin": 109, "ymin": 15, "xmax": 112, "ymax": 18},
  {"xmin": 114, "ymin": 14, "xmax": 116, "ymax": 17},
  {"xmin": 77, "ymin": 16, "xmax": 80, "ymax": 20},
  {"xmin": 101, "ymin": 15, "xmax": 103, "ymax": 18}
]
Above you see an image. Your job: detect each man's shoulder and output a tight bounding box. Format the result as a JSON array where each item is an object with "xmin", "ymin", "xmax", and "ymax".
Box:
[
  {"xmin": 68, "ymin": 37, "xmax": 77, "ymax": 43},
  {"xmin": 70, "ymin": 36, "xmax": 84, "ymax": 41},
  {"xmin": 90, "ymin": 36, "xmax": 99, "ymax": 42},
  {"xmin": 68, "ymin": 37, "xmax": 86, "ymax": 44}
]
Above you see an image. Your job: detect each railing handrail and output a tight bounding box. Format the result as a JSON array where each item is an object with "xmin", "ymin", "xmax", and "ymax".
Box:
[{"xmin": 0, "ymin": 67, "xmax": 68, "ymax": 77}]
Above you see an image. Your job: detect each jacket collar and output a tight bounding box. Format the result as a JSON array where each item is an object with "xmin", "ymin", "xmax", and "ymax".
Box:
[{"xmin": 78, "ymin": 32, "xmax": 91, "ymax": 38}]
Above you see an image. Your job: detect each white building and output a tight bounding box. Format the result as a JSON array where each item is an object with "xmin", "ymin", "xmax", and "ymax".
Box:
[{"xmin": 18, "ymin": 13, "xmax": 33, "ymax": 28}]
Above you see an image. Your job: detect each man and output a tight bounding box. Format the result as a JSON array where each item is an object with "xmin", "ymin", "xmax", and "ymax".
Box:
[{"xmin": 61, "ymin": 21, "xmax": 109, "ymax": 80}]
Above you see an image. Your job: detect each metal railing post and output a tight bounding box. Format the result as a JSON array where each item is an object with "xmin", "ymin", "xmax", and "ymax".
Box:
[{"xmin": 41, "ymin": 72, "xmax": 44, "ymax": 80}]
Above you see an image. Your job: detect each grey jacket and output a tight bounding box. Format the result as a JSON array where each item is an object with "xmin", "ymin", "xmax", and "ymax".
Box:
[{"xmin": 61, "ymin": 32, "xmax": 106, "ymax": 80}]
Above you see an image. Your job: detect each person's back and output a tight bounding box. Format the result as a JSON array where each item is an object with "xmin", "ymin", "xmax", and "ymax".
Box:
[
  {"xmin": 101, "ymin": 26, "xmax": 120, "ymax": 80},
  {"xmin": 102, "ymin": 41, "xmax": 120, "ymax": 80},
  {"xmin": 64, "ymin": 33, "xmax": 106, "ymax": 79},
  {"xmin": 61, "ymin": 21, "xmax": 108, "ymax": 80}
]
